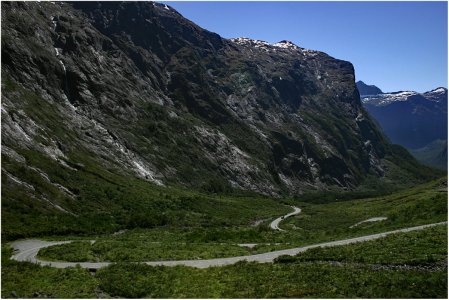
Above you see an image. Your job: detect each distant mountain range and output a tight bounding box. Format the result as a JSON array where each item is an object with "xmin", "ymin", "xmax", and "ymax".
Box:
[{"xmin": 357, "ymin": 82, "xmax": 447, "ymax": 169}]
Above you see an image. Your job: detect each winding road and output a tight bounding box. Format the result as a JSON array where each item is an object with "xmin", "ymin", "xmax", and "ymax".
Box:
[
  {"xmin": 269, "ymin": 206, "xmax": 301, "ymax": 231},
  {"xmin": 10, "ymin": 221, "xmax": 447, "ymax": 270}
]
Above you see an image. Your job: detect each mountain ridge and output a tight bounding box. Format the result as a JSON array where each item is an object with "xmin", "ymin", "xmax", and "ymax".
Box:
[
  {"xmin": 361, "ymin": 86, "xmax": 447, "ymax": 149},
  {"xmin": 356, "ymin": 81, "xmax": 383, "ymax": 96},
  {"xmin": 1, "ymin": 1, "xmax": 438, "ymax": 238}
]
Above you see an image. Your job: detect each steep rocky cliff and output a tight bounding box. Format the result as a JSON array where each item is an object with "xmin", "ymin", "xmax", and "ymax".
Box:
[{"xmin": 1, "ymin": 1, "xmax": 434, "ymax": 231}]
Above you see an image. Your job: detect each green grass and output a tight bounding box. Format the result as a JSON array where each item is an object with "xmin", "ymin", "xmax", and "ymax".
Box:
[
  {"xmin": 3, "ymin": 182, "xmax": 447, "ymax": 298},
  {"xmin": 277, "ymin": 225, "xmax": 447, "ymax": 266},
  {"xmin": 34, "ymin": 178, "xmax": 447, "ymax": 262},
  {"xmin": 283, "ymin": 177, "xmax": 447, "ymax": 241},
  {"xmin": 95, "ymin": 262, "xmax": 447, "ymax": 298},
  {"xmin": 4, "ymin": 226, "xmax": 447, "ymax": 298},
  {"xmin": 38, "ymin": 239, "xmax": 288, "ymax": 262},
  {"xmin": 1, "ymin": 246, "xmax": 99, "ymax": 298},
  {"xmin": 93, "ymin": 226, "xmax": 447, "ymax": 298}
]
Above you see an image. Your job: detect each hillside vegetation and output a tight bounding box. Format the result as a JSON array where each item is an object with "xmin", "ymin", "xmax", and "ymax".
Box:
[{"xmin": 31, "ymin": 178, "xmax": 446, "ymax": 262}]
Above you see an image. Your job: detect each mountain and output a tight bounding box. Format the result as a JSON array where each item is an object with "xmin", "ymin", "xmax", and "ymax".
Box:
[
  {"xmin": 410, "ymin": 139, "xmax": 447, "ymax": 170},
  {"xmin": 361, "ymin": 87, "xmax": 447, "ymax": 149},
  {"xmin": 1, "ymin": 2, "xmax": 436, "ymax": 238},
  {"xmin": 356, "ymin": 81, "xmax": 383, "ymax": 96}
]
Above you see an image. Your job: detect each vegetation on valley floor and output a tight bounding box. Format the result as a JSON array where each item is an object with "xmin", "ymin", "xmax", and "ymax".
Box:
[
  {"xmin": 3, "ymin": 225, "xmax": 447, "ymax": 298},
  {"xmin": 2, "ymin": 176, "xmax": 447, "ymax": 298},
  {"xmin": 36, "ymin": 177, "xmax": 447, "ymax": 262},
  {"xmin": 275, "ymin": 224, "xmax": 447, "ymax": 266}
]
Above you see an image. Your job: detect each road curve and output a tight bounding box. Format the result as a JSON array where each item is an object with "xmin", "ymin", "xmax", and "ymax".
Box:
[
  {"xmin": 269, "ymin": 206, "xmax": 301, "ymax": 231},
  {"xmin": 10, "ymin": 221, "xmax": 447, "ymax": 270}
]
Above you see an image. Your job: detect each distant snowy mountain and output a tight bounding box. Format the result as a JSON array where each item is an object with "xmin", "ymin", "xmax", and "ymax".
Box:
[
  {"xmin": 362, "ymin": 88, "xmax": 447, "ymax": 107},
  {"xmin": 423, "ymin": 87, "xmax": 448, "ymax": 101},
  {"xmin": 361, "ymin": 86, "xmax": 447, "ymax": 167},
  {"xmin": 361, "ymin": 91, "xmax": 419, "ymax": 106}
]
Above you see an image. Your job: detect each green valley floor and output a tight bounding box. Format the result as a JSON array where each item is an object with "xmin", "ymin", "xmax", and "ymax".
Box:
[{"xmin": 1, "ymin": 178, "xmax": 447, "ymax": 298}]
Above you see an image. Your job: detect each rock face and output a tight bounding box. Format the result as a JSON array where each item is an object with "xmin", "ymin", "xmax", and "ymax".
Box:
[
  {"xmin": 356, "ymin": 81, "xmax": 383, "ymax": 96},
  {"xmin": 1, "ymin": 1, "xmax": 428, "ymax": 202},
  {"xmin": 362, "ymin": 87, "xmax": 447, "ymax": 149}
]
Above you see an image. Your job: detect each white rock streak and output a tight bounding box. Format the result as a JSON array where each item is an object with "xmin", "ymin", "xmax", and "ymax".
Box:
[{"xmin": 349, "ymin": 217, "xmax": 388, "ymax": 228}]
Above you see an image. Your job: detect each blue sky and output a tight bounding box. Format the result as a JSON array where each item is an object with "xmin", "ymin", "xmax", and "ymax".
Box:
[{"xmin": 164, "ymin": 1, "xmax": 447, "ymax": 93}]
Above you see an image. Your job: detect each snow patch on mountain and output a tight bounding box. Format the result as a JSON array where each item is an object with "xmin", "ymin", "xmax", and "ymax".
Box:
[
  {"xmin": 362, "ymin": 87, "xmax": 447, "ymax": 106},
  {"xmin": 272, "ymin": 40, "xmax": 300, "ymax": 50},
  {"xmin": 362, "ymin": 91, "xmax": 418, "ymax": 106},
  {"xmin": 230, "ymin": 37, "xmax": 318, "ymax": 56},
  {"xmin": 424, "ymin": 87, "xmax": 447, "ymax": 101},
  {"xmin": 429, "ymin": 87, "xmax": 447, "ymax": 94}
]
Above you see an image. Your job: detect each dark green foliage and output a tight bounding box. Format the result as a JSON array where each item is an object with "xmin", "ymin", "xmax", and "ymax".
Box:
[
  {"xmin": 283, "ymin": 178, "xmax": 447, "ymax": 241},
  {"xmin": 3, "ymin": 179, "xmax": 448, "ymax": 298},
  {"xmin": 38, "ymin": 242, "xmax": 97, "ymax": 262},
  {"xmin": 201, "ymin": 177, "xmax": 233, "ymax": 194},
  {"xmin": 277, "ymin": 225, "xmax": 447, "ymax": 265},
  {"xmin": 34, "ymin": 178, "xmax": 447, "ymax": 263},
  {"xmin": 1, "ymin": 247, "xmax": 99, "ymax": 298},
  {"xmin": 410, "ymin": 139, "xmax": 447, "ymax": 170},
  {"xmin": 2, "ymin": 143, "xmax": 290, "ymax": 241},
  {"xmin": 93, "ymin": 225, "xmax": 447, "ymax": 298},
  {"xmin": 96, "ymin": 261, "xmax": 447, "ymax": 298},
  {"xmin": 385, "ymin": 144, "xmax": 444, "ymax": 181}
]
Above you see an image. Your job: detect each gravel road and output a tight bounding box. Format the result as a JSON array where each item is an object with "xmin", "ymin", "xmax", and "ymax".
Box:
[
  {"xmin": 10, "ymin": 221, "xmax": 446, "ymax": 269},
  {"xmin": 269, "ymin": 206, "xmax": 301, "ymax": 231}
]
